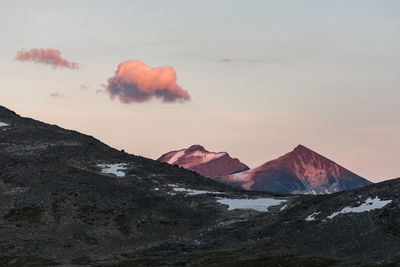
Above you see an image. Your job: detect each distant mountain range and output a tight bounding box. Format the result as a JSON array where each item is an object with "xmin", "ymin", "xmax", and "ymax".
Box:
[{"xmin": 159, "ymin": 144, "xmax": 372, "ymax": 194}]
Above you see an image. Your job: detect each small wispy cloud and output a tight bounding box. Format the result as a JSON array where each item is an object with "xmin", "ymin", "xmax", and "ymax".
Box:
[
  {"xmin": 15, "ymin": 48, "xmax": 79, "ymax": 69},
  {"xmin": 186, "ymin": 54, "xmax": 269, "ymax": 64},
  {"xmin": 219, "ymin": 58, "xmax": 232, "ymax": 63},
  {"xmin": 50, "ymin": 92, "xmax": 65, "ymax": 98},
  {"xmin": 80, "ymin": 82, "xmax": 89, "ymax": 90}
]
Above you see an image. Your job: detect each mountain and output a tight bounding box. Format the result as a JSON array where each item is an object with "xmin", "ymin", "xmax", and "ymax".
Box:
[
  {"xmin": 1, "ymin": 105, "xmax": 399, "ymax": 266},
  {"xmin": 158, "ymin": 145, "xmax": 249, "ymax": 178},
  {"xmin": 218, "ymin": 145, "xmax": 372, "ymax": 194}
]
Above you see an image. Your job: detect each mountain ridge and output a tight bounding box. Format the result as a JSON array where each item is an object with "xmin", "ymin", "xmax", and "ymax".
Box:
[{"xmin": 160, "ymin": 143, "xmax": 372, "ymax": 194}]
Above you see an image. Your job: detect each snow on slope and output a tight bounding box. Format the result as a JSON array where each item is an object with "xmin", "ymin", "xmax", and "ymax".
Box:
[
  {"xmin": 166, "ymin": 184, "xmax": 288, "ymax": 212},
  {"xmin": 167, "ymin": 149, "xmax": 186, "ymax": 164},
  {"xmin": 166, "ymin": 148, "xmax": 225, "ymax": 166},
  {"xmin": 216, "ymin": 197, "xmax": 287, "ymax": 212},
  {"xmin": 189, "ymin": 150, "xmax": 226, "ymax": 164},
  {"xmin": 168, "ymin": 184, "xmax": 224, "ymax": 195},
  {"xmin": 304, "ymin": 196, "xmax": 393, "ymax": 222},
  {"xmin": 305, "ymin": 212, "xmax": 321, "ymax": 221},
  {"xmin": 327, "ymin": 196, "xmax": 392, "ymax": 219},
  {"xmin": 98, "ymin": 163, "xmax": 128, "ymax": 177},
  {"xmin": 230, "ymin": 171, "xmax": 255, "ymax": 190}
]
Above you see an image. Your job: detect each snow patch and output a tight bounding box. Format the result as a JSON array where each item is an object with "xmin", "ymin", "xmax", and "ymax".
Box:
[
  {"xmin": 327, "ymin": 196, "xmax": 392, "ymax": 219},
  {"xmin": 98, "ymin": 163, "xmax": 127, "ymax": 177},
  {"xmin": 167, "ymin": 149, "xmax": 186, "ymax": 164},
  {"xmin": 189, "ymin": 150, "xmax": 226, "ymax": 163},
  {"xmin": 229, "ymin": 170, "xmax": 255, "ymax": 190},
  {"xmin": 216, "ymin": 197, "xmax": 287, "ymax": 212},
  {"xmin": 232, "ymin": 172, "xmax": 249, "ymax": 181},
  {"xmin": 0, "ymin": 122, "xmax": 9, "ymax": 127},
  {"xmin": 168, "ymin": 184, "xmax": 223, "ymax": 195},
  {"xmin": 279, "ymin": 204, "xmax": 288, "ymax": 211},
  {"xmin": 305, "ymin": 212, "xmax": 321, "ymax": 221},
  {"xmin": 297, "ymin": 186, "xmax": 338, "ymax": 195},
  {"xmin": 173, "ymin": 187, "xmax": 223, "ymax": 195},
  {"xmin": 305, "ymin": 190, "xmax": 317, "ymax": 195}
]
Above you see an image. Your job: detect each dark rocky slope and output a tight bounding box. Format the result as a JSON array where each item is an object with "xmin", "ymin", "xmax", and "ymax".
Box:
[{"xmin": 0, "ymin": 105, "xmax": 399, "ymax": 266}]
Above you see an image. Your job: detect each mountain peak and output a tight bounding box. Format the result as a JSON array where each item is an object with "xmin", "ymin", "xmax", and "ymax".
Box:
[
  {"xmin": 223, "ymin": 145, "xmax": 371, "ymax": 194},
  {"xmin": 292, "ymin": 144, "xmax": 313, "ymax": 154},
  {"xmin": 186, "ymin": 144, "xmax": 206, "ymax": 152},
  {"xmin": 158, "ymin": 145, "xmax": 249, "ymax": 178}
]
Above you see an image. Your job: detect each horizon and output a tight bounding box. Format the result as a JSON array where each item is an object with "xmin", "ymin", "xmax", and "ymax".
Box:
[
  {"xmin": 1, "ymin": 1, "xmax": 399, "ymax": 182},
  {"xmin": 0, "ymin": 103, "xmax": 394, "ymax": 184}
]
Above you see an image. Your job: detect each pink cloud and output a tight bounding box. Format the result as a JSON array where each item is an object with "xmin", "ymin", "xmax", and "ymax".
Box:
[
  {"xmin": 15, "ymin": 48, "xmax": 79, "ymax": 69},
  {"xmin": 106, "ymin": 60, "xmax": 190, "ymax": 103}
]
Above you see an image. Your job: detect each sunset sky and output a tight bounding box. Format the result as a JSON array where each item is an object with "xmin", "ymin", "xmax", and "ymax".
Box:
[{"xmin": 0, "ymin": 1, "xmax": 399, "ymax": 182}]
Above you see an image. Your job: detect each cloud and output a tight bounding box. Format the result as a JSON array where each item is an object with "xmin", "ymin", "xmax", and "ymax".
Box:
[
  {"xmin": 185, "ymin": 54, "xmax": 270, "ymax": 64},
  {"xmin": 106, "ymin": 60, "xmax": 190, "ymax": 103},
  {"xmin": 220, "ymin": 58, "xmax": 232, "ymax": 63},
  {"xmin": 15, "ymin": 48, "xmax": 79, "ymax": 69},
  {"xmin": 50, "ymin": 92, "xmax": 65, "ymax": 98},
  {"xmin": 219, "ymin": 58, "xmax": 265, "ymax": 63}
]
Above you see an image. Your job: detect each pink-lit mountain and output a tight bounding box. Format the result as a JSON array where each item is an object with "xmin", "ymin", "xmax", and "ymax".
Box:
[
  {"xmin": 217, "ymin": 145, "xmax": 372, "ymax": 194},
  {"xmin": 158, "ymin": 145, "xmax": 249, "ymax": 178}
]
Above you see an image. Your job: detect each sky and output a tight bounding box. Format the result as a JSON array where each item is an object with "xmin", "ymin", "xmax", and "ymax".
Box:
[{"xmin": 0, "ymin": 0, "xmax": 399, "ymax": 182}]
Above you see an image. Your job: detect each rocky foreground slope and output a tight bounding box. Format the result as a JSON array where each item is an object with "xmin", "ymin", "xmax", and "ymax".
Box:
[{"xmin": 0, "ymin": 105, "xmax": 399, "ymax": 266}]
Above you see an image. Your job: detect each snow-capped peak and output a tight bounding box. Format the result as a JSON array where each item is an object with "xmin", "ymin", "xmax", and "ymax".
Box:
[
  {"xmin": 164, "ymin": 146, "xmax": 226, "ymax": 166},
  {"xmin": 158, "ymin": 145, "xmax": 249, "ymax": 178}
]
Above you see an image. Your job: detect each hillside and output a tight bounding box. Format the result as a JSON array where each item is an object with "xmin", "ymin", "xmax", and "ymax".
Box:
[{"xmin": 0, "ymin": 105, "xmax": 399, "ymax": 266}]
